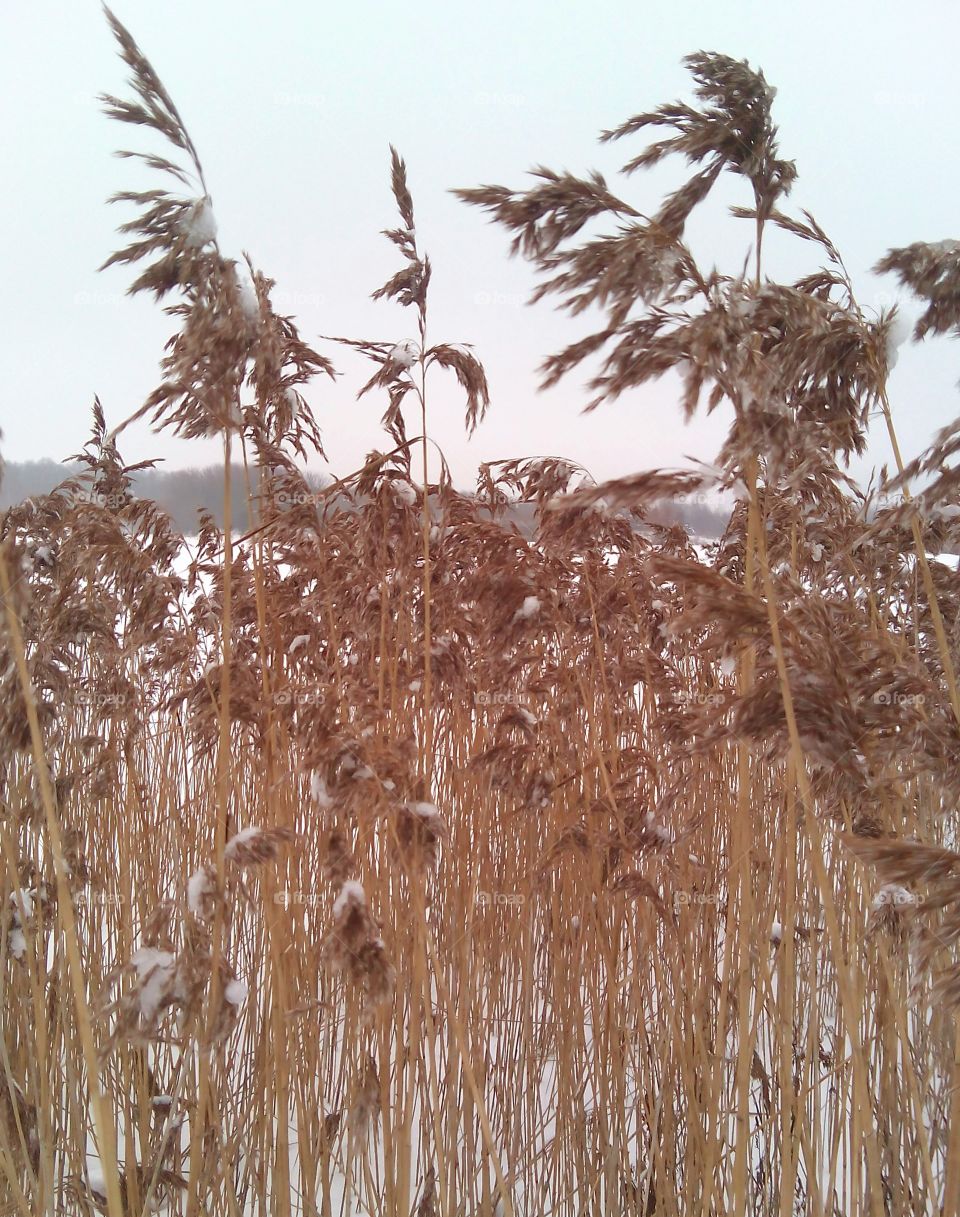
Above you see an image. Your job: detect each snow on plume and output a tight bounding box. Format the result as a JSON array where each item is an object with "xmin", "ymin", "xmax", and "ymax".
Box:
[
  {"xmin": 393, "ymin": 479, "xmax": 418, "ymax": 506},
  {"xmin": 388, "ymin": 340, "xmax": 418, "ymax": 369},
  {"xmin": 224, "ymin": 979, "xmax": 247, "ymax": 1006},
  {"xmin": 513, "ymin": 595, "xmax": 541, "ymax": 623},
  {"xmin": 224, "ymin": 826, "xmax": 261, "ymax": 863},
  {"xmin": 310, "ymin": 772, "xmax": 332, "ymax": 807},
  {"xmin": 885, "ymin": 310, "xmax": 912, "ymax": 372},
  {"xmin": 235, "ymin": 269, "xmax": 260, "ymax": 322},
  {"xmin": 187, "ymin": 867, "xmax": 214, "ymax": 916},
  {"xmin": 130, "ymin": 948, "xmax": 176, "ymax": 1021},
  {"xmin": 406, "ymin": 800, "xmax": 443, "ymax": 826},
  {"xmin": 873, "ymin": 883, "xmax": 916, "ymax": 909},
  {"xmin": 182, "ymin": 197, "xmax": 217, "ymax": 248},
  {"xmin": 333, "ymin": 879, "xmax": 366, "ymax": 919}
]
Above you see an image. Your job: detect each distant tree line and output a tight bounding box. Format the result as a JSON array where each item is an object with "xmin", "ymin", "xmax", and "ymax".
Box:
[
  {"xmin": 0, "ymin": 459, "xmax": 729, "ymax": 538},
  {"xmin": 0, "ymin": 460, "xmax": 326, "ymax": 534}
]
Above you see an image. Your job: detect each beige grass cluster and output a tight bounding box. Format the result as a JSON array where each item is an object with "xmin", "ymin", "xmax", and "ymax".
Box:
[{"xmin": 1, "ymin": 13, "xmax": 960, "ymax": 1217}]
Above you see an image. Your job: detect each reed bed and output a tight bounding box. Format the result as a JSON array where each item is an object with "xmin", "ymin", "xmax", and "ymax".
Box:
[{"xmin": 2, "ymin": 12, "xmax": 960, "ymax": 1216}]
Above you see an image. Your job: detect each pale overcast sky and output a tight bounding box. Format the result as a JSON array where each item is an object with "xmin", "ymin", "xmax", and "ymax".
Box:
[{"xmin": 2, "ymin": 0, "xmax": 958, "ymax": 491}]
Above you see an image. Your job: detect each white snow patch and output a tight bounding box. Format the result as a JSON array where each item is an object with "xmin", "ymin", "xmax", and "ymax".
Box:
[
  {"xmin": 224, "ymin": 978, "xmax": 247, "ymax": 1006},
  {"xmin": 513, "ymin": 595, "xmax": 541, "ymax": 623},
  {"xmin": 182, "ymin": 197, "xmax": 217, "ymax": 248},
  {"xmin": 186, "ymin": 868, "xmax": 214, "ymax": 916},
  {"xmin": 310, "ymin": 772, "xmax": 334, "ymax": 809},
  {"xmin": 236, "ymin": 271, "xmax": 260, "ymax": 322},
  {"xmin": 388, "ymin": 341, "xmax": 418, "ymax": 369},
  {"xmin": 393, "ymin": 480, "xmax": 418, "ymax": 506},
  {"xmin": 131, "ymin": 947, "xmax": 175, "ymax": 976},
  {"xmin": 407, "ymin": 801, "xmax": 442, "ymax": 824},
  {"xmin": 224, "ymin": 827, "xmax": 262, "ymax": 862},
  {"xmin": 130, "ymin": 949, "xmax": 176, "ymax": 1021},
  {"xmin": 643, "ymin": 812, "xmax": 673, "ymax": 846},
  {"xmin": 885, "ymin": 311, "xmax": 912, "ymax": 372},
  {"xmin": 333, "ymin": 880, "xmax": 366, "ymax": 919},
  {"xmin": 284, "ymin": 387, "xmax": 300, "ymax": 419},
  {"xmin": 873, "ymin": 882, "xmax": 917, "ymax": 909}
]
